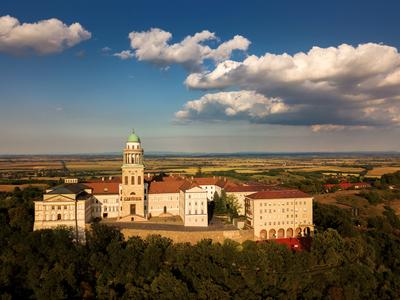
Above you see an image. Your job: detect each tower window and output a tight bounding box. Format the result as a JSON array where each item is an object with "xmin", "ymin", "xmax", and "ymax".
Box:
[
  {"xmin": 124, "ymin": 176, "xmax": 128, "ymax": 185},
  {"xmin": 131, "ymin": 176, "xmax": 135, "ymax": 185},
  {"xmin": 138, "ymin": 176, "xmax": 141, "ymax": 185}
]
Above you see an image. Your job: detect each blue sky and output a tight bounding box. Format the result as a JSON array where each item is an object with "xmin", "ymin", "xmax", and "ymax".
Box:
[{"xmin": 1, "ymin": 0, "xmax": 400, "ymax": 154}]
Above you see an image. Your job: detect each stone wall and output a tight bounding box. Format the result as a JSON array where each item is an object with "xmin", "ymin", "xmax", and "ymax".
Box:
[{"xmin": 120, "ymin": 228, "xmax": 255, "ymax": 244}]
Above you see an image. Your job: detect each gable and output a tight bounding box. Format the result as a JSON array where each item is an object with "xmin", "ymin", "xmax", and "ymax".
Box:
[
  {"xmin": 186, "ymin": 186, "xmax": 206, "ymax": 193},
  {"xmin": 43, "ymin": 194, "xmax": 76, "ymax": 202}
]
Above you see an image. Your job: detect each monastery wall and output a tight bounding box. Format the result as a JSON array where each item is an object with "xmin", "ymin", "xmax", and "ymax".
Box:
[{"xmin": 120, "ymin": 228, "xmax": 255, "ymax": 244}]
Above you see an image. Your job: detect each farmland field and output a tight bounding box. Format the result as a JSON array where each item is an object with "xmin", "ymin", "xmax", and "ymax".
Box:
[
  {"xmin": 1, "ymin": 153, "xmax": 400, "ymax": 177},
  {"xmin": 366, "ymin": 167, "xmax": 400, "ymax": 177}
]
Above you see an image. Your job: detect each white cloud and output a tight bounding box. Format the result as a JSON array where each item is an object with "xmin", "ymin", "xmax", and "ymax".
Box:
[
  {"xmin": 127, "ymin": 28, "xmax": 250, "ymax": 70},
  {"xmin": 182, "ymin": 43, "xmax": 400, "ymax": 128},
  {"xmin": 310, "ymin": 124, "xmax": 371, "ymax": 132},
  {"xmin": 175, "ymin": 90, "xmax": 290, "ymax": 122},
  {"xmin": 101, "ymin": 46, "xmax": 112, "ymax": 52},
  {"xmin": 0, "ymin": 15, "xmax": 91, "ymax": 55},
  {"xmin": 113, "ymin": 50, "xmax": 134, "ymax": 60}
]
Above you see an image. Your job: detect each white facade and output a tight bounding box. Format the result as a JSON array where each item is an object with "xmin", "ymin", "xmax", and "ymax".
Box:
[
  {"xmin": 246, "ymin": 196, "xmax": 313, "ymax": 240},
  {"xmin": 33, "ymin": 192, "xmax": 93, "ymax": 240},
  {"xmin": 179, "ymin": 186, "xmax": 208, "ymax": 227},
  {"xmin": 148, "ymin": 192, "xmax": 180, "ymax": 217},
  {"xmin": 198, "ymin": 184, "xmax": 222, "ymax": 201},
  {"xmin": 92, "ymin": 193, "xmax": 120, "ymax": 219}
]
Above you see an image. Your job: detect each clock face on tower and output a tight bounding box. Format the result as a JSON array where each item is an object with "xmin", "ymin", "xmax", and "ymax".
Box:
[{"xmin": 121, "ymin": 130, "xmax": 145, "ymax": 218}]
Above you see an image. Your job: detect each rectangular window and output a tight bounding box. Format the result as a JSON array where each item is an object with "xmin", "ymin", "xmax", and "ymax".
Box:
[
  {"xmin": 124, "ymin": 176, "xmax": 128, "ymax": 185},
  {"xmin": 131, "ymin": 176, "xmax": 135, "ymax": 185},
  {"xmin": 138, "ymin": 176, "xmax": 141, "ymax": 185}
]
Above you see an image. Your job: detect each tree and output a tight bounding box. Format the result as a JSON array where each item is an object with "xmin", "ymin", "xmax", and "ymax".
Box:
[
  {"xmin": 225, "ymin": 194, "xmax": 241, "ymax": 219},
  {"xmin": 214, "ymin": 190, "xmax": 227, "ymax": 214}
]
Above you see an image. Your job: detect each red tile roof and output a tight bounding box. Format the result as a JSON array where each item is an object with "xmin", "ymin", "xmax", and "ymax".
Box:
[
  {"xmin": 247, "ymin": 189, "xmax": 310, "ymax": 200},
  {"xmin": 85, "ymin": 182, "xmax": 120, "ymax": 194},
  {"xmin": 179, "ymin": 181, "xmax": 201, "ymax": 192},
  {"xmin": 323, "ymin": 182, "xmax": 371, "ymax": 189},
  {"xmin": 148, "ymin": 181, "xmax": 186, "ymax": 194},
  {"xmin": 225, "ymin": 185, "xmax": 273, "ymax": 193}
]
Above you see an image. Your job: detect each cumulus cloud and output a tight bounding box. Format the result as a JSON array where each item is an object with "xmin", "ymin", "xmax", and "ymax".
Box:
[
  {"xmin": 175, "ymin": 90, "xmax": 290, "ymax": 123},
  {"xmin": 113, "ymin": 50, "xmax": 134, "ymax": 60},
  {"xmin": 182, "ymin": 43, "xmax": 400, "ymax": 128},
  {"xmin": 0, "ymin": 15, "xmax": 91, "ymax": 55},
  {"xmin": 127, "ymin": 28, "xmax": 250, "ymax": 70}
]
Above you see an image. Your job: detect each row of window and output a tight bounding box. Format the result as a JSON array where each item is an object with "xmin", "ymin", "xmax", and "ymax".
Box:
[
  {"xmin": 150, "ymin": 206, "xmax": 179, "ymax": 210},
  {"xmin": 150, "ymin": 196, "xmax": 179, "ymax": 201},
  {"xmin": 42, "ymin": 213, "xmax": 77, "ymax": 221},
  {"xmin": 260, "ymin": 208, "xmax": 307, "ymax": 214},
  {"xmin": 124, "ymin": 176, "xmax": 142, "ymax": 185},
  {"xmin": 186, "ymin": 217, "xmax": 205, "ymax": 223},
  {"xmin": 260, "ymin": 214, "xmax": 298, "ymax": 220},
  {"xmin": 256, "ymin": 201, "xmax": 308, "ymax": 207},
  {"xmin": 188, "ymin": 201, "xmax": 204, "ymax": 206},
  {"xmin": 40, "ymin": 205, "xmax": 82, "ymax": 211},
  {"xmin": 92, "ymin": 206, "xmax": 119, "ymax": 213},
  {"xmin": 187, "ymin": 209, "xmax": 205, "ymax": 215},
  {"xmin": 262, "ymin": 220, "xmax": 308, "ymax": 226},
  {"xmin": 98, "ymin": 199, "xmax": 119, "ymax": 204}
]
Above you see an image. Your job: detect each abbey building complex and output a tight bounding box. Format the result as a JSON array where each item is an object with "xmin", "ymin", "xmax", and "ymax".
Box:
[{"xmin": 33, "ymin": 130, "xmax": 314, "ymax": 241}]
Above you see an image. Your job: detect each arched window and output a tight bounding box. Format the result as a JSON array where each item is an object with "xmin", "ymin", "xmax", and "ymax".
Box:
[{"xmin": 57, "ymin": 214, "xmax": 62, "ymax": 220}]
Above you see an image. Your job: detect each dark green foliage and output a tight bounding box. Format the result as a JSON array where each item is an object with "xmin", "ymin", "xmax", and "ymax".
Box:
[
  {"xmin": 214, "ymin": 190, "xmax": 227, "ymax": 214},
  {"xmin": 381, "ymin": 171, "xmax": 400, "ymax": 186},
  {"xmin": 1, "ymin": 188, "xmax": 400, "ymax": 298},
  {"xmin": 313, "ymin": 202, "xmax": 357, "ymax": 237},
  {"xmin": 360, "ymin": 190, "xmax": 383, "ymax": 205}
]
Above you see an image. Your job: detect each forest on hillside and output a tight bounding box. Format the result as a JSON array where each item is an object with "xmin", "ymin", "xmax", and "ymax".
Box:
[{"xmin": 1, "ymin": 187, "xmax": 400, "ymax": 299}]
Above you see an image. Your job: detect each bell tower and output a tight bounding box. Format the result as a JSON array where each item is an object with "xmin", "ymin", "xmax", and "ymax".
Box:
[{"xmin": 120, "ymin": 129, "xmax": 145, "ymax": 219}]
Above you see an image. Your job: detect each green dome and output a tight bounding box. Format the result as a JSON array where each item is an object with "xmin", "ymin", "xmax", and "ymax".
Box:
[{"xmin": 127, "ymin": 130, "xmax": 140, "ymax": 143}]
